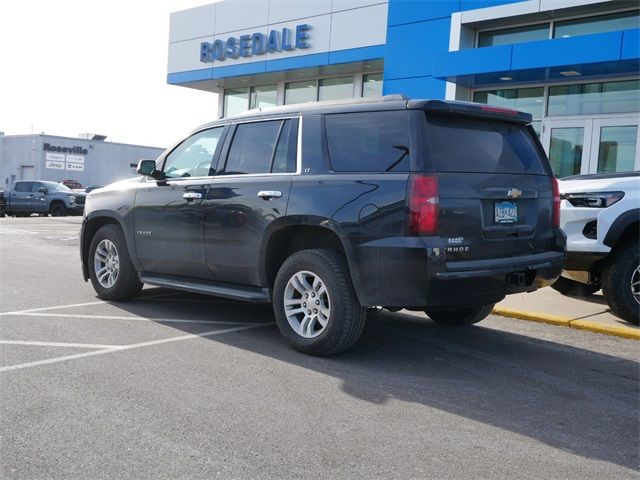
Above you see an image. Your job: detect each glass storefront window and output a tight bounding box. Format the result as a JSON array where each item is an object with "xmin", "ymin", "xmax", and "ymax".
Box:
[
  {"xmin": 554, "ymin": 10, "xmax": 640, "ymax": 39},
  {"xmin": 548, "ymin": 80, "xmax": 640, "ymax": 116},
  {"xmin": 285, "ymin": 80, "xmax": 317, "ymax": 105},
  {"xmin": 548, "ymin": 127, "xmax": 584, "ymax": 178},
  {"xmin": 223, "ymin": 87, "xmax": 250, "ymax": 117},
  {"xmin": 319, "ymin": 76, "xmax": 354, "ymax": 101},
  {"xmin": 363, "ymin": 73, "xmax": 383, "ymax": 97},
  {"xmin": 250, "ymin": 84, "xmax": 277, "ymax": 110},
  {"xmin": 597, "ymin": 125, "xmax": 638, "ymax": 173},
  {"xmin": 473, "ymin": 87, "xmax": 545, "ymax": 119},
  {"xmin": 477, "ymin": 24, "xmax": 549, "ymax": 47}
]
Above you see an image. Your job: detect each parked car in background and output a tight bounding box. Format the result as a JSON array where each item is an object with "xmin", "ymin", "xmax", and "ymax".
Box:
[
  {"xmin": 80, "ymin": 97, "xmax": 566, "ymax": 355},
  {"xmin": 5, "ymin": 180, "xmax": 86, "ymax": 217},
  {"xmin": 554, "ymin": 171, "xmax": 639, "ymax": 324},
  {"xmin": 62, "ymin": 179, "xmax": 83, "ymax": 190},
  {"xmin": 0, "ymin": 189, "xmax": 6, "ymax": 217}
]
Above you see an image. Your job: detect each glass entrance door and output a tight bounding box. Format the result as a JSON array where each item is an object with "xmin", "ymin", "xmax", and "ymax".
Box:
[
  {"xmin": 542, "ymin": 120, "xmax": 590, "ymax": 177},
  {"xmin": 542, "ymin": 116, "xmax": 640, "ymax": 177},
  {"xmin": 590, "ymin": 117, "xmax": 639, "ymax": 173}
]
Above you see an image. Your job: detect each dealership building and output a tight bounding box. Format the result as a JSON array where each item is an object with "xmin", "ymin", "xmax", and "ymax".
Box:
[
  {"xmin": 0, "ymin": 133, "xmax": 164, "ymax": 188},
  {"xmin": 168, "ymin": 0, "xmax": 639, "ymax": 177}
]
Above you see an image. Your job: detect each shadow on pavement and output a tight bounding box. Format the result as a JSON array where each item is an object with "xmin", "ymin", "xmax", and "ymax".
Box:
[{"xmin": 110, "ymin": 288, "xmax": 639, "ymax": 470}]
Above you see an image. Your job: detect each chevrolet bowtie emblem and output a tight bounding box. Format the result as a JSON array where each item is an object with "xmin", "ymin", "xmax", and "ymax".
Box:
[{"xmin": 507, "ymin": 188, "xmax": 522, "ymax": 199}]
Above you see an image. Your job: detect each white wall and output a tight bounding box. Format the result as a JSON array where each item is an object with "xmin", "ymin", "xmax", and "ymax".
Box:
[{"xmin": 168, "ymin": 0, "xmax": 388, "ymax": 75}]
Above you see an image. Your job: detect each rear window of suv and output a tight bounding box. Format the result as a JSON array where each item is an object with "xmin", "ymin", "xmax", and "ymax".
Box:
[
  {"xmin": 325, "ymin": 111, "xmax": 410, "ymax": 172},
  {"xmin": 424, "ymin": 114, "xmax": 546, "ymax": 175}
]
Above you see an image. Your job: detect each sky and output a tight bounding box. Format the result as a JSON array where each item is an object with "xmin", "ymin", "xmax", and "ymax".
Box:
[{"xmin": 0, "ymin": 0, "xmax": 218, "ymax": 148}]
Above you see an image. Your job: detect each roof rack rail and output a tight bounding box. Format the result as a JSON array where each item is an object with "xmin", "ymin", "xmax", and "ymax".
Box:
[{"xmin": 236, "ymin": 94, "xmax": 408, "ymax": 117}]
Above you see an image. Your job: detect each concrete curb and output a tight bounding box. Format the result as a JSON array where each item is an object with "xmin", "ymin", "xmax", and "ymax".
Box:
[{"xmin": 492, "ymin": 306, "xmax": 640, "ymax": 341}]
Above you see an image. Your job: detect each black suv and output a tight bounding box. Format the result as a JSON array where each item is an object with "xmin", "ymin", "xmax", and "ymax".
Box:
[{"xmin": 80, "ymin": 97, "xmax": 565, "ymax": 355}]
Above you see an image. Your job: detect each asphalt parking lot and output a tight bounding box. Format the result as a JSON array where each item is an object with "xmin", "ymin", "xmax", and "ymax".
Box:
[{"xmin": 0, "ymin": 216, "xmax": 638, "ymax": 479}]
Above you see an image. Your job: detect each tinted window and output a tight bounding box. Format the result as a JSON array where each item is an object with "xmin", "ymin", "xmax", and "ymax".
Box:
[
  {"xmin": 554, "ymin": 10, "xmax": 639, "ymax": 39},
  {"xmin": 14, "ymin": 182, "xmax": 31, "ymax": 192},
  {"xmin": 271, "ymin": 119, "xmax": 298, "ymax": 174},
  {"xmin": 225, "ymin": 121, "xmax": 281, "ymax": 175},
  {"xmin": 325, "ymin": 111, "xmax": 410, "ymax": 172},
  {"xmin": 424, "ymin": 114, "xmax": 546, "ymax": 174},
  {"xmin": 164, "ymin": 127, "xmax": 224, "ymax": 178},
  {"xmin": 478, "ymin": 24, "xmax": 549, "ymax": 47},
  {"xmin": 31, "ymin": 183, "xmax": 44, "ymax": 192}
]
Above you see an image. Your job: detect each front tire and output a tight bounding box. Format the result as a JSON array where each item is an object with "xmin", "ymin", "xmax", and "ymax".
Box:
[
  {"xmin": 50, "ymin": 202, "xmax": 67, "ymax": 217},
  {"xmin": 273, "ymin": 249, "xmax": 366, "ymax": 356},
  {"xmin": 601, "ymin": 240, "xmax": 640, "ymax": 325},
  {"xmin": 88, "ymin": 224, "xmax": 142, "ymax": 301},
  {"xmin": 425, "ymin": 304, "xmax": 495, "ymax": 326}
]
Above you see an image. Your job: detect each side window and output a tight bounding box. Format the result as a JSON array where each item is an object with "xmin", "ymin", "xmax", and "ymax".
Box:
[
  {"xmin": 31, "ymin": 183, "xmax": 44, "ymax": 193},
  {"xmin": 14, "ymin": 182, "xmax": 31, "ymax": 192},
  {"xmin": 163, "ymin": 127, "xmax": 224, "ymax": 179},
  {"xmin": 325, "ymin": 111, "xmax": 410, "ymax": 172},
  {"xmin": 224, "ymin": 121, "xmax": 282, "ymax": 175},
  {"xmin": 271, "ymin": 119, "xmax": 299, "ymax": 174}
]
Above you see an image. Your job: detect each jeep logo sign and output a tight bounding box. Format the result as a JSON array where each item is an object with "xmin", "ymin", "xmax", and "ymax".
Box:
[{"xmin": 200, "ymin": 24, "xmax": 311, "ymax": 63}]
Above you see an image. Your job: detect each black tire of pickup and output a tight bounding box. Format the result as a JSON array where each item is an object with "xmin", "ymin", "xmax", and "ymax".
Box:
[
  {"xmin": 50, "ymin": 202, "xmax": 67, "ymax": 217},
  {"xmin": 88, "ymin": 224, "xmax": 143, "ymax": 301},
  {"xmin": 273, "ymin": 249, "xmax": 366, "ymax": 356},
  {"xmin": 551, "ymin": 277, "xmax": 600, "ymax": 297},
  {"xmin": 425, "ymin": 304, "xmax": 495, "ymax": 327},
  {"xmin": 601, "ymin": 239, "xmax": 640, "ymax": 325}
]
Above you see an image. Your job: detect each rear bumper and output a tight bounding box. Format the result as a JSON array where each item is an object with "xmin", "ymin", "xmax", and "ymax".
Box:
[
  {"xmin": 564, "ymin": 251, "xmax": 607, "ymax": 271},
  {"xmin": 351, "ymin": 235, "xmax": 566, "ymax": 308}
]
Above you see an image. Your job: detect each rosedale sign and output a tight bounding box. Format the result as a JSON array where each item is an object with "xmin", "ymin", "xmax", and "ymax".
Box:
[{"xmin": 200, "ymin": 24, "xmax": 311, "ymax": 63}]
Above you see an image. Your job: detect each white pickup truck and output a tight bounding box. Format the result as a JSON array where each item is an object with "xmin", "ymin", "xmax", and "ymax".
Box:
[{"xmin": 554, "ymin": 171, "xmax": 639, "ymax": 325}]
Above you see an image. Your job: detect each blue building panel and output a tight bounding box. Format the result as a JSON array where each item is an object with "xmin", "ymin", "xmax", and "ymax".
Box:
[
  {"xmin": 460, "ymin": 0, "xmax": 522, "ymax": 10},
  {"xmin": 383, "ymin": 76, "xmax": 446, "ymax": 99},
  {"xmin": 384, "ymin": 18, "xmax": 451, "ymax": 80},
  {"xmin": 328, "ymin": 45, "xmax": 386, "ymax": 65},
  {"xmin": 622, "ymin": 29, "xmax": 640, "ymax": 61},
  {"xmin": 511, "ymin": 31, "xmax": 624, "ymax": 70},
  {"xmin": 432, "ymin": 44, "xmax": 512, "ymax": 77},
  {"xmin": 387, "ymin": 0, "xmax": 461, "ymax": 26}
]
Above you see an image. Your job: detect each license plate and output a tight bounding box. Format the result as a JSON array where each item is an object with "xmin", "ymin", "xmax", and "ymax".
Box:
[{"xmin": 495, "ymin": 201, "xmax": 518, "ymax": 224}]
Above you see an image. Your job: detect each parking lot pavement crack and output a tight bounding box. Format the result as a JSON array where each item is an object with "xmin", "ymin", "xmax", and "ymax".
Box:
[{"xmin": 0, "ymin": 323, "xmax": 273, "ymax": 373}]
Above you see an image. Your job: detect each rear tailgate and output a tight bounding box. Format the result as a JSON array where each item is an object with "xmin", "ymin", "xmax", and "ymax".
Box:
[{"xmin": 421, "ymin": 110, "xmax": 556, "ymax": 263}]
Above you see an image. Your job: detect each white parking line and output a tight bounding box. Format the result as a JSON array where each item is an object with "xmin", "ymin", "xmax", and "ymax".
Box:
[
  {"xmin": 0, "ymin": 227, "xmax": 39, "ymax": 235},
  {"xmin": 0, "ymin": 293, "xmax": 188, "ymax": 316},
  {"xmin": 0, "ymin": 340, "xmax": 124, "ymax": 349},
  {"xmin": 0, "ymin": 301, "xmax": 107, "ymax": 316},
  {"xmin": 0, "ymin": 323, "xmax": 273, "ymax": 373},
  {"xmin": 8, "ymin": 312, "xmax": 263, "ymax": 326}
]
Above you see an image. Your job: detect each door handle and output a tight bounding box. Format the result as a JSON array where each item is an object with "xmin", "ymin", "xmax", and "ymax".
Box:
[
  {"xmin": 258, "ymin": 190, "xmax": 282, "ymax": 200},
  {"xmin": 183, "ymin": 192, "xmax": 203, "ymax": 201}
]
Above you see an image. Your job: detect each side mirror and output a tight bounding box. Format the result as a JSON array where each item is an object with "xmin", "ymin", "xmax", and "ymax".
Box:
[
  {"xmin": 38, "ymin": 188, "xmax": 48, "ymax": 194},
  {"xmin": 136, "ymin": 159, "xmax": 163, "ymax": 179}
]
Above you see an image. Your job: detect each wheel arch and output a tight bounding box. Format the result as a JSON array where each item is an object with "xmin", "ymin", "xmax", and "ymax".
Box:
[
  {"xmin": 81, "ymin": 213, "xmax": 130, "ymax": 281},
  {"xmin": 260, "ymin": 219, "xmax": 364, "ymax": 303},
  {"xmin": 603, "ymin": 209, "xmax": 639, "ymax": 249}
]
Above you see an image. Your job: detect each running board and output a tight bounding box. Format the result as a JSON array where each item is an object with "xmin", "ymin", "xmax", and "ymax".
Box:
[{"xmin": 139, "ymin": 273, "xmax": 271, "ymax": 303}]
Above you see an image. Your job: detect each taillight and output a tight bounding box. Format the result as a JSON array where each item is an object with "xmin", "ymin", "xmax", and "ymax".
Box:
[
  {"xmin": 551, "ymin": 177, "xmax": 560, "ymax": 227},
  {"xmin": 408, "ymin": 174, "xmax": 438, "ymax": 236}
]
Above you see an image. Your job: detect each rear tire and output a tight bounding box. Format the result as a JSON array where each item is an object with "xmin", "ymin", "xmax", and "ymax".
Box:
[
  {"xmin": 425, "ymin": 304, "xmax": 495, "ymax": 326},
  {"xmin": 273, "ymin": 249, "xmax": 366, "ymax": 356},
  {"xmin": 50, "ymin": 202, "xmax": 67, "ymax": 217},
  {"xmin": 601, "ymin": 240, "xmax": 640, "ymax": 325},
  {"xmin": 551, "ymin": 276, "xmax": 600, "ymax": 297},
  {"xmin": 88, "ymin": 224, "xmax": 142, "ymax": 301}
]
